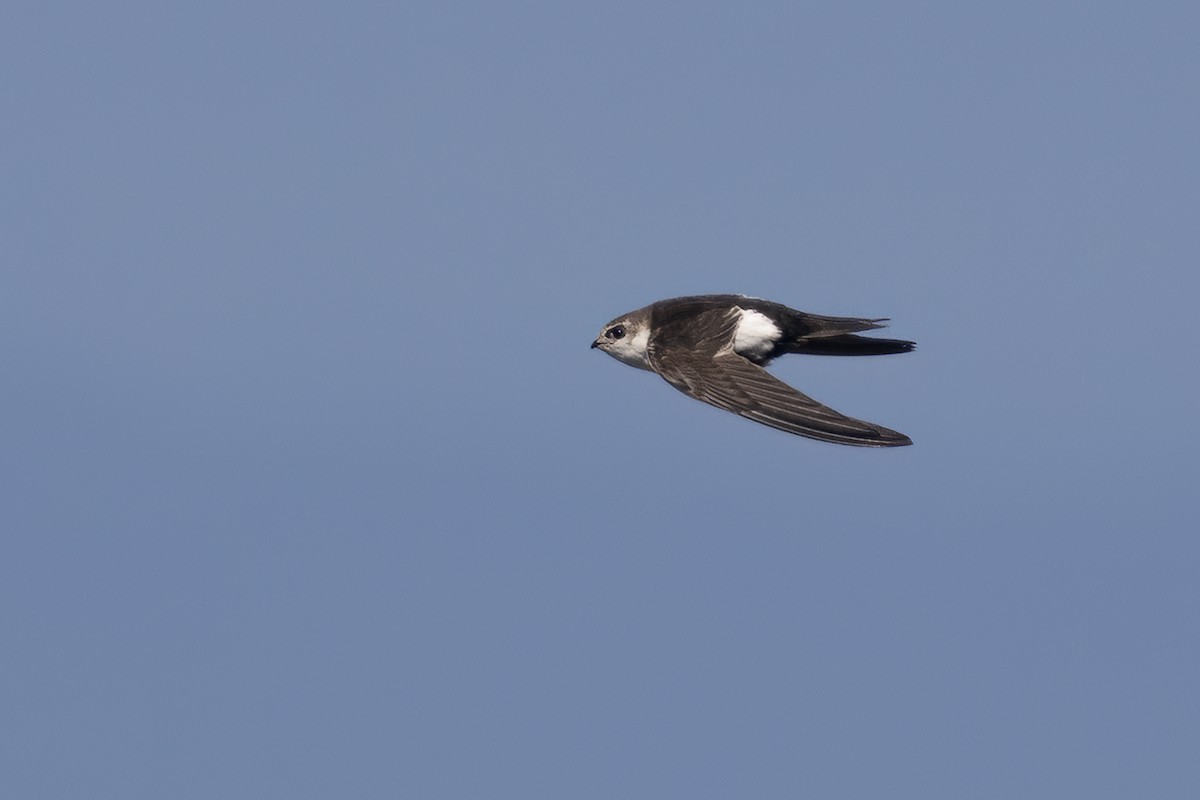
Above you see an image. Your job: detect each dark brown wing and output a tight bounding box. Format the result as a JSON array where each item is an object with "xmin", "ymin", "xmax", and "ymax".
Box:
[{"xmin": 646, "ymin": 306, "xmax": 911, "ymax": 447}]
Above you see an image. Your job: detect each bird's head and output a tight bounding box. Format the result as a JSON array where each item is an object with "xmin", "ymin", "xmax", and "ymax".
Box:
[{"xmin": 591, "ymin": 313, "xmax": 652, "ymax": 370}]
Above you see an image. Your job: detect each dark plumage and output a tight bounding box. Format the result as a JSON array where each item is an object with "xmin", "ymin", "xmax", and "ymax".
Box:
[{"xmin": 592, "ymin": 294, "xmax": 915, "ymax": 447}]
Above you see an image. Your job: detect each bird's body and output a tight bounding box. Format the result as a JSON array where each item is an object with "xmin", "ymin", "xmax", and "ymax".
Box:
[{"xmin": 591, "ymin": 294, "xmax": 914, "ymax": 447}]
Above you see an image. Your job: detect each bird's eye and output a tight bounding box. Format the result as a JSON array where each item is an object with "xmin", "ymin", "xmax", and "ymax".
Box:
[{"xmin": 606, "ymin": 326, "xmax": 626, "ymax": 340}]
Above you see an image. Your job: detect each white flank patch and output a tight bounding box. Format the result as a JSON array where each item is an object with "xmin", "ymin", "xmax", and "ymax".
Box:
[{"xmin": 733, "ymin": 309, "xmax": 781, "ymax": 358}]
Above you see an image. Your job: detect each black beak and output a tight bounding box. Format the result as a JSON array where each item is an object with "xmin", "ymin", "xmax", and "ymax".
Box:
[{"xmin": 590, "ymin": 340, "xmax": 599, "ymax": 349}]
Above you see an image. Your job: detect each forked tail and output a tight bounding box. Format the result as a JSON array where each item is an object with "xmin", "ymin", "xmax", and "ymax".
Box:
[{"xmin": 787, "ymin": 334, "xmax": 916, "ymax": 357}]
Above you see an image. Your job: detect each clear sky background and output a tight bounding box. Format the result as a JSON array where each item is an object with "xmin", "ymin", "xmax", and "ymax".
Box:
[{"xmin": 3, "ymin": 2, "xmax": 1198, "ymax": 798}]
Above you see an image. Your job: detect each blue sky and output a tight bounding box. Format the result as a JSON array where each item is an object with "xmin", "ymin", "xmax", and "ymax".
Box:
[{"xmin": 3, "ymin": 2, "xmax": 1198, "ymax": 797}]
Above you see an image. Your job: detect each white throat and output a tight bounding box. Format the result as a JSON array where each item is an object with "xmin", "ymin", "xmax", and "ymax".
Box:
[{"xmin": 610, "ymin": 325, "xmax": 652, "ymax": 370}]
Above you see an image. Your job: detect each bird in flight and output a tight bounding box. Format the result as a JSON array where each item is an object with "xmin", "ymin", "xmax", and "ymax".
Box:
[{"xmin": 591, "ymin": 294, "xmax": 914, "ymax": 447}]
